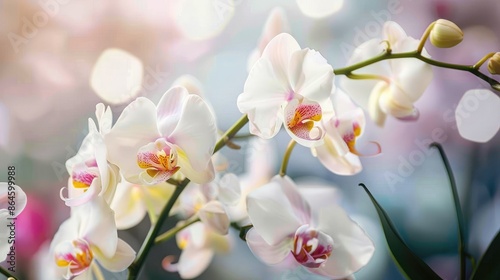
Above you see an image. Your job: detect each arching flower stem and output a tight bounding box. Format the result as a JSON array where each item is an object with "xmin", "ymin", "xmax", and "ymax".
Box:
[
  {"xmin": 334, "ymin": 50, "xmax": 500, "ymax": 93},
  {"xmin": 280, "ymin": 140, "xmax": 297, "ymax": 177}
]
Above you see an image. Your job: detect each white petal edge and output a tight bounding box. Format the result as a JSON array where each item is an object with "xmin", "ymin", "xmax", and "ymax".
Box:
[
  {"xmin": 314, "ymin": 205, "xmax": 375, "ymax": 278},
  {"xmin": 93, "ymin": 238, "xmax": 136, "ymax": 272},
  {"xmin": 177, "ymin": 245, "xmax": 214, "ymax": 279},
  {"xmin": 0, "ymin": 183, "xmax": 27, "ymax": 217},
  {"xmin": 246, "ymin": 228, "xmax": 292, "ymax": 265},
  {"xmin": 104, "ymin": 97, "xmax": 160, "ymax": 184},
  {"xmin": 246, "ymin": 175, "xmax": 311, "ymax": 246}
]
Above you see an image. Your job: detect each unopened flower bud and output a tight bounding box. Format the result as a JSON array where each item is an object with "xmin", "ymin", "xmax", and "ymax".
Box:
[
  {"xmin": 488, "ymin": 52, "xmax": 500, "ymax": 75},
  {"xmin": 430, "ymin": 19, "xmax": 463, "ymax": 48}
]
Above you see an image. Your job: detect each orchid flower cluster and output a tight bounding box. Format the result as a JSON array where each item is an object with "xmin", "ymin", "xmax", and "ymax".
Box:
[{"xmin": 3, "ymin": 8, "xmax": 500, "ymax": 280}]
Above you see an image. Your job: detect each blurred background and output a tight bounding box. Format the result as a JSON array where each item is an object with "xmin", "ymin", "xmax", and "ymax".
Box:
[{"xmin": 0, "ymin": 0, "xmax": 499, "ymax": 279}]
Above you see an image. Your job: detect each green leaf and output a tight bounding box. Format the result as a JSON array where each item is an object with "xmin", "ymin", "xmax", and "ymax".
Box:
[
  {"xmin": 471, "ymin": 229, "xmax": 500, "ymax": 280},
  {"xmin": 359, "ymin": 184, "xmax": 442, "ymax": 280}
]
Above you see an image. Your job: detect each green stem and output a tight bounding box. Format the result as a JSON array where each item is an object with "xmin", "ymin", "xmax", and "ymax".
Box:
[
  {"xmin": 416, "ymin": 21, "xmax": 435, "ymax": 53},
  {"xmin": 155, "ymin": 217, "xmax": 200, "ymax": 244},
  {"xmin": 345, "ymin": 72, "xmax": 391, "ymax": 83},
  {"xmin": 214, "ymin": 114, "xmax": 249, "ymax": 153},
  {"xmin": 473, "ymin": 52, "xmax": 496, "ymax": 70},
  {"xmin": 0, "ymin": 266, "xmax": 15, "ymax": 279},
  {"xmin": 279, "ymin": 140, "xmax": 296, "ymax": 177},
  {"xmin": 232, "ymin": 133, "xmax": 255, "ymax": 139},
  {"xmin": 127, "ymin": 178, "xmax": 190, "ymax": 280},
  {"xmin": 430, "ymin": 143, "xmax": 466, "ymax": 280},
  {"xmin": 333, "ymin": 50, "xmax": 500, "ymax": 92}
]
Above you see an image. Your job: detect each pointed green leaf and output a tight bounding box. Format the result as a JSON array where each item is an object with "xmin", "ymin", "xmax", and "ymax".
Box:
[
  {"xmin": 472, "ymin": 229, "xmax": 500, "ymax": 280},
  {"xmin": 359, "ymin": 184, "xmax": 442, "ymax": 280}
]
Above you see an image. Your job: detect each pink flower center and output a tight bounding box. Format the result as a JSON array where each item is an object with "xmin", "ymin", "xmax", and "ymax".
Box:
[
  {"xmin": 54, "ymin": 238, "xmax": 93, "ymax": 277},
  {"xmin": 284, "ymin": 100, "xmax": 323, "ymax": 142},
  {"xmin": 342, "ymin": 122, "xmax": 361, "ymax": 154},
  {"xmin": 292, "ymin": 224, "xmax": 334, "ymax": 268},
  {"xmin": 71, "ymin": 159, "xmax": 99, "ymax": 190},
  {"xmin": 137, "ymin": 138, "xmax": 180, "ymax": 183}
]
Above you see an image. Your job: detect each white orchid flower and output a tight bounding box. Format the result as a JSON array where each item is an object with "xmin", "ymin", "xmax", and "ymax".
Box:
[
  {"xmin": 105, "ymin": 86, "xmax": 218, "ymax": 185},
  {"xmin": 0, "ymin": 183, "xmax": 27, "ymax": 262},
  {"xmin": 177, "ymin": 173, "xmax": 240, "ymax": 235},
  {"xmin": 163, "ymin": 221, "xmax": 232, "ymax": 279},
  {"xmin": 110, "ymin": 178, "xmax": 176, "ymax": 230},
  {"xmin": 238, "ymin": 33, "xmax": 335, "ymax": 147},
  {"xmin": 312, "ymin": 90, "xmax": 379, "ymax": 175},
  {"xmin": 246, "ymin": 175, "xmax": 374, "ymax": 279},
  {"xmin": 62, "ymin": 104, "xmax": 120, "ymax": 207},
  {"xmin": 340, "ymin": 21, "xmax": 433, "ymax": 126},
  {"xmin": 49, "ymin": 197, "xmax": 135, "ymax": 280}
]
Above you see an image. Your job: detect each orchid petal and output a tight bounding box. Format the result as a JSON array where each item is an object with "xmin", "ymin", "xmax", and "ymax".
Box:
[
  {"xmin": 368, "ymin": 82, "xmax": 388, "ymax": 126},
  {"xmin": 390, "ymin": 39, "xmax": 433, "ymax": 104},
  {"xmin": 257, "ymin": 7, "xmax": 290, "ymax": 55},
  {"xmin": 217, "ymin": 173, "xmax": 241, "ymax": 206},
  {"xmin": 261, "ymin": 33, "xmax": 300, "ymax": 88},
  {"xmin": 177, "ymin": 246, "xmax": 214, "ymax": 279},
  {"xmin": 177, "ymin": 222, "xmax": 207, "ymax": 249},
  {"xmin": 246, "ymin": 228, "xmax": 292, "ymax": 265},
  {"xmin": 333, "ymin": 90, "xmax": 366, "ymax": 131},
  {"xmin": 110, "ymin": 182, "xmax": 146, "ymax": 230},
  {"xmin": 383, "ymin": 21, "xmax": 407, "ymax": 46},
  {"xmin": 168, "ymin": 94, "xmax": 217, "ymax": 178},
  {"xmin": 156, "ymin": 86, "xmax": 189, "ymax": 136},
  {"xmin": 246, "ymin": 175, "xmax": 311, "ymax": 246},
  {"xmin": 94, "ymin": 103, "xmax": 112, "ymax": 135},
  {"xmin": 92, "ymin": 239, "xmax": 135, "ymax": 272},
  {"xmin": 314, "ymin": 205, "xmax": 375, "ymax": 278},
  {"xmin": 145, "ymin": 182, "xmax": 176, "ymax": 215},
  {"xmin": 172, "ymin": 75, "xmax": 205, "ymax": 98},
  {"xmin": 238, "ymin": 58, "xmax": 287, "ymax": 139},
  {"xmin": 75, "ymin": 197, "xmax": 118, "ymax": 258},
  {"xmin": 0, "ymin": 183, "xmax": 27, "ymax": 217},
  {"xmin": 283, "ymin": 99, "xmax": 324, "ymax": 147},
  {"xmin": 378, "ymin": 86, "xmax": 416, "ymax": 118},
  {"xmin": 90, "ymin": 48, "xmax": 144, "ymax": 105},
  {"xmin": 340, "ymin": 39, "xmax": 388, "ymax": 110},
  {"xmin": 314, "ymin": 142, "xmax": 362, "ymax": 175},
  {"xmin": 105, "ymin": 97, "xmax": 160, "ymax": 184},
  {"xmin": 456, "ymin": 89, "xmax": 500, "ymax": 142},
  {"xmin": 63, "ymin": 177, "xmax": 102, "ymax": 207},
  {"xmin": 176, "ymin": 147, "xmax": 215, "ymax": 184},
  {"xmin": 289, "ymin": 49, "xmax": 334, "ymax": 103},
  {"xmin": 198, "ymin": 201, "xmax": 230, "ymax": 235}
]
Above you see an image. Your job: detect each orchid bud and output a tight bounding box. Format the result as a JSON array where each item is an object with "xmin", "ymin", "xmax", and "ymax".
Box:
[
  {"xmin": 487, "ymin": 52, "xmax": 500, "ymax": 75},
  {"xmin": 430, "ymin": 19, "xmax": 463, "ymax": 48}
]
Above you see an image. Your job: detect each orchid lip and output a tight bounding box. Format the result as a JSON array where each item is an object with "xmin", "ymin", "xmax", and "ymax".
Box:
[
  {"xmin": 54, "ymin": 238, "xmax": 93, "ymax": 277},
  {"xmin": 292, "ymin": 224, "xmax": 334, "ymax": 268},
  {"xmin": 137, "ymin": 138, "xmax": 180, "ymax": 184},
  {"xmin": 71, "ymin": 162, "xmax": 99, "ymax": 190}
]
